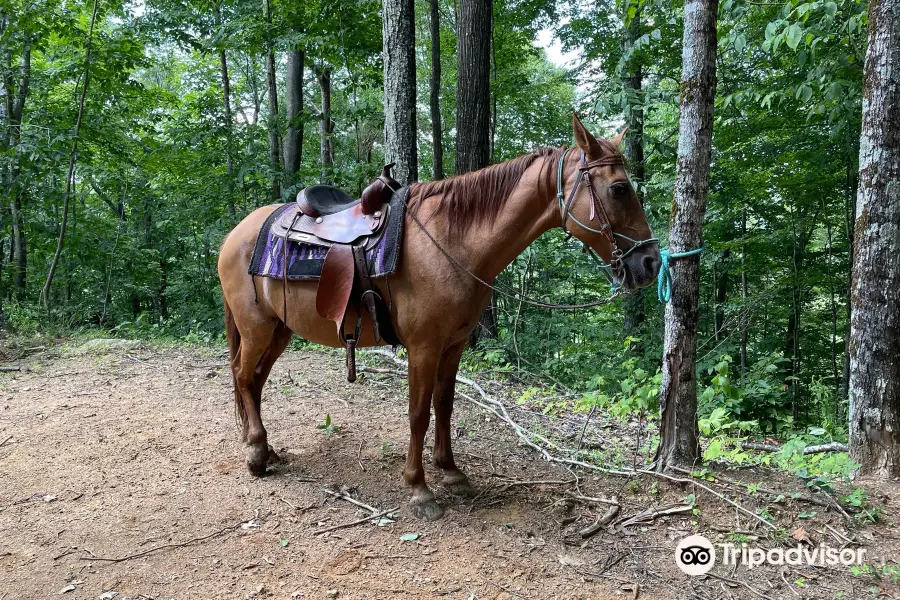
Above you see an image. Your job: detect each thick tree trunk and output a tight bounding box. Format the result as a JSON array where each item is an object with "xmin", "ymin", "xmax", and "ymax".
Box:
[
  {"xmin": 283, "ymin": 49, "xmax": 304, "ymax": 184},
  {"xmin": 316, "ymin": 68, "xmax": 334, "ymax": 185},
  {"xmin": 848, "ymin": 0, "xmax": 900, "ymax": 478},
  {"xmin": 263, "ymin": 0, "xmax": 281, "ymax": 201},
  {"xmin": 383, "ymin": 0, "xmax": 418, "ymax": 184},
  {"xmin": 42, "ymin": 0, "xmax": 99, "ymax": 309},
  {"xmin": 455, "ymin": 0, "xmax": 491, "ymax": 175},
  {"xmin": 429, "ymin": 0, "xmax": 444, "ymax": 180},
  {"xmin": 457, "ymin": 0, "xmax": 493, "ymax": 347},
  {"xmin": 621, "ymin": 1, "xmax": 645, "ymax": 344},
  {"xmin": 655, "ymin": 0, "xmax": 717, "ymax": 472}
]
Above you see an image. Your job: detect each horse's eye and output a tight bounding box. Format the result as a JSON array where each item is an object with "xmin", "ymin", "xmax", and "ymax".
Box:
[{"xmin": 610, "ymin": 182, "xmax": 630, "ymax": 198}]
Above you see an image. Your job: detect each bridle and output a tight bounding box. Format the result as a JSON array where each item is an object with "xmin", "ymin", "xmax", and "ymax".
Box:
[{"xmin": 556, "ymin": 147, "xmax": 659, "ymax": 282}]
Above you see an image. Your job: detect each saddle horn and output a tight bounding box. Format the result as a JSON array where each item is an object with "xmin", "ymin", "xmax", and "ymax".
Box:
[{"xmin": 361, "ymin": 163, "xmax": 400, "ymax": 215}]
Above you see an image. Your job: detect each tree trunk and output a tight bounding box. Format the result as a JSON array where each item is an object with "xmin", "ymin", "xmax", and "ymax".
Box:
[
  {"xmin": 455, "ymin": 0, "xmax": 491, "ymax": 175},
  {"xmin": 621, "ymin": 0, "xmax": 645, "ymax": 344},
  {"xmin": 740, "ymin": 208, "xmax": 748, "ymax": 375},
  {"xmin": 6, "ymin": 37, "xmax": 30, "ymax": 300},
  {"xmin": 213, "ymin": 3, "xmax": 236, "ymax": 223},
  {"xmin": 263, "ymin": 0, "xmax": 281, "ymax": 201},
  {"xmin": 457, "ymin": 0, "xmax": 493, "ymax": 347},
  {"xmin": 283, "ymin": 48, "xmax": 304, "ymax": 184},
  {"xmin": 847, "ymin": 0, "xmax": 900, "ymax": 478},
  {"xmin": 840, "ymin": 141, "xmax": 859, "ymax": 402},
  {"xmin": 41, "ymin": 0, "xmax": 99, "ymax": 310},
  {"xmin": 655, "ymin": 0, "xmax": 718, "ymax": 472},
  {"xmin": 429, "ymin": 0, "xmax": 444, "ymax": 180},
  {"xmin": 316, "ymin": 68, "xmax": 334, "ymax": 185},
  {"xmin": 382, "ymin": 0, "xmax": 418, "ymax": 184}
]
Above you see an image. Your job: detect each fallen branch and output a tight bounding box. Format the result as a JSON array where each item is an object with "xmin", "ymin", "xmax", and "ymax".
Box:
[
  {"xmin": 313, "ymin": 507, "xmax": 398, "ymax": 535},
  {"xmin": 0, "ymin": 366, "xmax": 21, "ymax": 372},
  {"xmin": 569, "ymin": 493, "xmax": 619, "ymax": 506},
  {"xmin": 322, "ymin": 488, "xmax": 380, "ymax": 514},
  {"xmin": 580, "ymin": 504, "xmax": 620, "ymax": 538},
  {"xmin": 617, "ymin": 503, "xmax": 692, "ymax": 528},
  {"xmin": 0, "ymin": 436, "xmax": 12, "ymax": 448},
  {"xmin": 741, "ymin": 441, "xmax": 848, "ymax": 455},
  {"xmin": 364, "ymin": 351, "xmax": 778, "ymax": 531},
  {"xmin": 81, "ymin": 520, "xmax": 244, "ymax": 563}
]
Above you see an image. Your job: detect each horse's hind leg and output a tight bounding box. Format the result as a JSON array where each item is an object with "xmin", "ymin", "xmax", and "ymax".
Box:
[
  {"xmin": 432, "ymin": 341, "xmax": 475, "ymax": 496},
  {"xmin": 233, "ymin": 320, "xmax": 286, "ymax": 475},
  {"xmin": 249, "ymin": 321, "xmax": 293, "ymax": 463}
]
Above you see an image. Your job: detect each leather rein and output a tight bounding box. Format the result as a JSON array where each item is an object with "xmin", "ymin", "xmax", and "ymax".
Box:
[{"xmin": 405, "ymin": 146, "xmax": 658, "ymax": 310}]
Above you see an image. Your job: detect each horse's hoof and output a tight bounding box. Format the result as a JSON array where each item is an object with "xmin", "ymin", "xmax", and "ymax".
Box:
[
  {"xmin": 409, "ymin": 488, "xmax": 444, "ymax": 521},
  {"xmin": 245, "ymin": 444, "xmax": 269, "ymax": 476},
  {"xmin": 442, "ymin": 471, "xmax": 475, "ymax": 497}
]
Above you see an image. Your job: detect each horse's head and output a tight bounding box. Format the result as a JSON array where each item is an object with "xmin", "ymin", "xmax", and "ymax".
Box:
[{"xmin": 558, "ymin": 115, "xmax": 661, "ymax": 290}]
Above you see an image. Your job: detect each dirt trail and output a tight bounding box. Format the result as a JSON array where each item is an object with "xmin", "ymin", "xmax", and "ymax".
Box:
[{"xmin": 0, "ymin": 343, "xmax": 896, "ymax": 600}]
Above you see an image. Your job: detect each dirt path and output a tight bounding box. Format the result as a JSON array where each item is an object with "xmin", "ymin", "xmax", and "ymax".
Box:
[{"xmin": 0, "ymin": 343, "xmax": 897, "ymax": 600}]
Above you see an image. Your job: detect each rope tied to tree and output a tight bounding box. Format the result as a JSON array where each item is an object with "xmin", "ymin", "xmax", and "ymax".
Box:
[{"xmin": 657, "ymin": 247, "xmax": 704, "ymax": 303}]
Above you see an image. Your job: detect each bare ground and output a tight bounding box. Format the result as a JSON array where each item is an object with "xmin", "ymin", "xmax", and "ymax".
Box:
[{"xmin": 0, "ymin": 341, "xmax": 898, "ymax": 600}]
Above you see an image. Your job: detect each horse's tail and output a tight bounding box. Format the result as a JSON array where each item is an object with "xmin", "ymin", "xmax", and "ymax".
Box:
[{"xmin": 223, "ymin": 296, "xmax": 245, "ymax": 429}]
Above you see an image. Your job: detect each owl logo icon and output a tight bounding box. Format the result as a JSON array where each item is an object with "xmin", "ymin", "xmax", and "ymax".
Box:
[{"xmin": 675, "ymin": 535, "xmax": 716, "ymax": 576}]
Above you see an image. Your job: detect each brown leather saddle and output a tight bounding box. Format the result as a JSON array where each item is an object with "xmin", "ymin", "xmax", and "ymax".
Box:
[{"xmin": 272, "ymin": 165, "xmax": 401, "ymax": 382}]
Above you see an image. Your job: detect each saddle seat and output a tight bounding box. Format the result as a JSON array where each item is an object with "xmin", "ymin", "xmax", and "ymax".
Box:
[{"xmin": 270, "ymin": 164, "xmax": 402, "ymax": 383}]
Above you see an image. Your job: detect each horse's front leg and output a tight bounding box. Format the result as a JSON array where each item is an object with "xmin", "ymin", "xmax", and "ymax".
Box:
[
  {"xmin": 403, "ymin": 346, "xmax": 444, "ymax": 520},
  {"xmin": 432, "ymin": 341, "xmax": 475, "ymax": 496}
]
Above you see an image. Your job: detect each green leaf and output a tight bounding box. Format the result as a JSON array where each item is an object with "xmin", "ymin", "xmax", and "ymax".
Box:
[
  {"xmin": 280, "ymin": 538, "xmax": 289, "ymax": 547},
  {"xmin": 400, "ymin": 532, "xmax": 421, "ymax": 541},
  {"xmin": 824, "ymin": 2, "xmax": 837, "ymax": 17},
  {"xmin": 786, "ymin": 23, "xmax": 803, "ymax": 50},
  {"xmin": 733, "ymin": 33, "xmax": 746, "ymax": 54}
]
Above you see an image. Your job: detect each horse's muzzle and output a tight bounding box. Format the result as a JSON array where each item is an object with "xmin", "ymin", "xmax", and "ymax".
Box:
[{"xmin": 621, "ymin": 245, "xmax": 662, "ymax": 289}]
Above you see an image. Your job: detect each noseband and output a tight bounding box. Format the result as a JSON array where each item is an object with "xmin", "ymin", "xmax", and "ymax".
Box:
[{"xmin": 556, "ymin": 147, "xmax": 659, "ymax": 281}]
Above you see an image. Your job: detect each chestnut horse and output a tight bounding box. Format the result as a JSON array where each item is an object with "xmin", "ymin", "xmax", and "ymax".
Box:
[{"xmin": 217, "ymin": 115, "xmax": 661, "ymax": 520}]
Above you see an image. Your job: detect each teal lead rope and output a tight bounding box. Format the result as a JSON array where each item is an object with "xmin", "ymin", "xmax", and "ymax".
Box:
[{"xmin": 657, "ymin": 247, "xmax": 704, "ymax": 303}]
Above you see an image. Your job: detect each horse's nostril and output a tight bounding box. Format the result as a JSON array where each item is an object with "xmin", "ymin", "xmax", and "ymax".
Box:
[{"xmin": 642, "ymin": 252, "xmax": 661, "ymax": 275}]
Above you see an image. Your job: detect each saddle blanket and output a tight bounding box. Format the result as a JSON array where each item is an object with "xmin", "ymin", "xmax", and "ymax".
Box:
[{"xmin": 248, "ymin": 186, "xmax": 407, "ymax": 280}]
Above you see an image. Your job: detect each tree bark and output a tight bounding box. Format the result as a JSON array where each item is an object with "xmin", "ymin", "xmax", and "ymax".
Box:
[
  {"xmin": 457, "ymin": 0, "xmax": 493, "ymax": 347},
  {"xmin": 6, "ymin": 36, "xmax": 30, "ymax": 300},
  {"xmin": 455, "ymin": 0, "xmax": 491, "ymax": 175},
  {"xmin": 316, "ymin": 67, "xmax": 334, "ymax": 185},
  {"xmin": 848, "ymin": 0, "xmax": 900, "ymax": 478},
  {"xmin": 41, "ymin": 0, "xmax": 99, "ymax": 309},
  {"xmin": 383, "ymin": 0, "xmax": 418, "ymax": 184},
  {"xmin": 621, "ymin": 0, "xmax": 645, "ymax": 344},
  {"xmin": 263, "ymin": 0, "xmax": 281, "ymax": 201},
  {"xmin": 655, "ymin": 0, "xmax": 718, "ymax": 472},
  {"xmin": 429, "ymin": 0, "xmax": 444, "ymax": 180},
  {"xmin": 283, "ymin": 48, "xmax": 304, "ymax": 184},
  {"xmin": 213, "ymin": 3, "xmax": 236, "ymax": 222}
]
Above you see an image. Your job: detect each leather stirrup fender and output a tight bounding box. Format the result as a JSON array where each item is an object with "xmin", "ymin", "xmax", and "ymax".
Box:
[{"xmin": 316, "ymin": 245, "xmax": 355, "ymax": 327}]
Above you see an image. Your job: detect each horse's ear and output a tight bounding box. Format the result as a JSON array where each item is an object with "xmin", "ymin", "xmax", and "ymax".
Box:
[
  {"xmin": 611, "ymin": 127, "xmax": 628, "ymax": 148},
  {"xmin": 573, "ymin": 113, "xmax": 603, "ymax": 157}
]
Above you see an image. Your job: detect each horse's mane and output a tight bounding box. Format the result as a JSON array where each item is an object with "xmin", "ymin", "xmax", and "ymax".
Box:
[{"xmin": 408, "ymin": 146, "xmax": 569, "ymax": 235}]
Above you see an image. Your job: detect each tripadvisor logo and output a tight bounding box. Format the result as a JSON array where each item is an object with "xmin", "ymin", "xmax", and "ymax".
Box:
[{"xmin": 675, "ymin": 535, "xmax": 867, "ymax": 575}]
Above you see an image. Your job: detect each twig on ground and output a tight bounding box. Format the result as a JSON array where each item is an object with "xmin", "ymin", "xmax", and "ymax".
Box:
[
  {"xmin": 80, "ymin": 520, "xmax": 244, "ymax": 563},
  {"xmin": 313, "ymin": 507, "xmax": 398, "ymax": 535},
  {"xmin": 495, "ymin": 478, "xmax": 576, "ymax": 487},
  {"xmin": 580, "ymin": 504, "xmax": 620, "ymax": 539},
  {"xmin": 780, "ymin": 568, "xmax": 800, "ymax": 597},
  {"xmin": 704, "ymin": 573, "xmax": 767, "ymax": 599},
  {"xmin": 322, "ymin": 488, "xmax": 380, "ymax": 514},
  {"xmin": 0, "ymin": 436, "xmax": 12, "ymax": 448},
  {"xmin": 488, "ymin": 580, "xmax": 531, "ymax": 599},
  {"xmin": 617, "ymin": 503, "xmax": 692, "ymax": 527},
  {"xmin": 824, "ymin": 523, "xmax": 854, "ymax": 546},
  {"xmin": 576, "ymin": 405, "xmax": 596, "ymax": 451},
  {"xmin": 0, "ymin": 366, "xmax": 21, "ymax": 372},
  {"xmin": 569, "ymin": 493, "xmax": 619, "ymax": 506}
]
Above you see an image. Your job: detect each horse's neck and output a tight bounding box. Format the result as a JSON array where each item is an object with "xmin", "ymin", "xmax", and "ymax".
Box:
[{"xmin": 458, "ymin": 166, "xmax": 557, "ymax": 282}]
